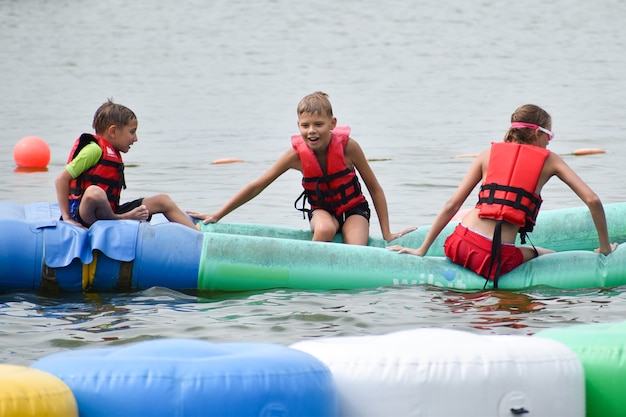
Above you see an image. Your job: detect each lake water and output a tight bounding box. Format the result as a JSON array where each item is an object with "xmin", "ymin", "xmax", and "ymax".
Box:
[{"xmin": 1, "ymin": 0, "xmax": 626, "ymax": 365}]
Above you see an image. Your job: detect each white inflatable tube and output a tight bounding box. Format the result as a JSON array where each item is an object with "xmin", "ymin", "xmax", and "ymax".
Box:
[{"xmin": 291, "ymin": 328, "xmax": 585, "ymax": 417}]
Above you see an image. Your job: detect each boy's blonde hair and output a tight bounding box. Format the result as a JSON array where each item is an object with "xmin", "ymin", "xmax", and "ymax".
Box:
[
  {"xmin": 504, "ymin": 104, "xmax": 552, "ymax": 144},
  {"xmin": 297, "ymin": 91, "xmax": 333, "ymax": 118},
  {"xmin": 92, "ymin": 99, "xmax": 137, "ymax": 135}
]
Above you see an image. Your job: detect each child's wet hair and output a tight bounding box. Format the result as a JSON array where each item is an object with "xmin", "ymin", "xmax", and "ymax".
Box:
[
  {"xmin": 297, "ymin": 91, "xmax": 333, "ymax": 118},
  {"xmin": 505, "ymin": 104, "xmax": 551, "ymax": 144},
  {"xmin": 92, "ymin": 99, "xmax": 137, "ymax": 135}
]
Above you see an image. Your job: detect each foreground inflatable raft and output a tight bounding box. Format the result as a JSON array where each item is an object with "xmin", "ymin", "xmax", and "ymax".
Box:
[
  {"xmin": 1, "ymin": 201, "xmax": 626, "ymax": 293},
  {"xmin": 29, "ymin": 330, "xmax": 582, "ymax": 417},
  {"xmin": 16, "ymin": 321, "xmax": 626, "ymax": 417}
]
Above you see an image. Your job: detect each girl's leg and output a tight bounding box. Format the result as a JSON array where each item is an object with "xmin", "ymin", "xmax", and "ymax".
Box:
[{"xmin": 520, "ymin": 246, "xmax": 554, "ymax": 262}]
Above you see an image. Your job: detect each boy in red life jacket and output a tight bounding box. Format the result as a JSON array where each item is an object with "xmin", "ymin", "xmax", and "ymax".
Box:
[
  {"xmin": 388, "ymin": 104, "xmax": 617, "ymax": 287},
  {"xmin": 188, "ymin": 91, "xmax": 414, "ymax": 245},
  {"xmin": 55, "ymin": 99, "xmax": 196, "ymax": 230}
]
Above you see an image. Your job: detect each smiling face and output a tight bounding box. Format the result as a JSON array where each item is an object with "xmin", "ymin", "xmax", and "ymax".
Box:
[
  {"xmin": 109, "ymin": 119, "xmax": 138, "ymax": 153},
  {"xmin": 297, "ymin": 112, "xmax": 337, "ymax": 154}
]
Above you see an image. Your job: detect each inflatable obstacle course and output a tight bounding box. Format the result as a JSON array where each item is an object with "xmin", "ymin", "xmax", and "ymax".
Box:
[
  {"xmin": 28, "ymin": 325, "xmax": 626, "ymax": 417},
  {"xmin": 1, "ymin": 201, "xmax": 626, "ymax": 293}
]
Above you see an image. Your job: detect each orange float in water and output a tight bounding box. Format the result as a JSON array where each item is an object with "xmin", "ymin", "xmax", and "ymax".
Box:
[
  {"xmin": 212, "ymin": 158, "xmax": 244, "ymax": 165},
  {"xmin": 571, "ymin": 148, "xmax": 605, "ymax": 156},
  {"xmin": 13, "ymin": 136, "xmax": 51, "ymax": 168}
]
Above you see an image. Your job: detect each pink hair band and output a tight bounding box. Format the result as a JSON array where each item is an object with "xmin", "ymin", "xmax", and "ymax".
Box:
[
  {"xmin": 511, "ymin": 121, "xmax": 554, "ymax": 141},
  {"xmin": 510, "ymin": 122, "xmax": 539, "ymax": 129}
]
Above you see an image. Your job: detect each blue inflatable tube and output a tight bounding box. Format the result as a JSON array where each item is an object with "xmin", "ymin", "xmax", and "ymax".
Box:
[
  {"xmin": 32, "ymin": 339, "xmax": 337, "ymax": 417},
  {"xmin": 0, "ymin": 217, "xmax": 45, "ymax": 291},
  {"xmin": 0, "ymin": 202, "xmax": 203, "ymax": 293}
]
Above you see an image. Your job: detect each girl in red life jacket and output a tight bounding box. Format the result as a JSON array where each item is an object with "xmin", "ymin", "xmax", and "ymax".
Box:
[
  {"xmin": 188, "ymin": 92, "xmax": 415, "ymax": 245},
  {"xmin": 388, "ymin": 104, "xmax": 617, "ymax": 287}
]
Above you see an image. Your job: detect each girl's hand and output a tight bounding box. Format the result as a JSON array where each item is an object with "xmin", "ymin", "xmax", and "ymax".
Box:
[
  {"xmin": 595, "ymin": 242, "xmax": 619, "ymax": 255},
  {"xmin": 387, "ymin": 245, "xmax": 425, "ymax": 257},
  {"xmin": 186, "ymin": 211, "xmax": 220, "ymax": 224}
]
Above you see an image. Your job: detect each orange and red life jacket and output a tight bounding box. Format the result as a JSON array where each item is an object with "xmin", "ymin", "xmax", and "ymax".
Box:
[
  {"xmin": 476, "ymin": 142, "xmax": 550, "ymax": 235},
  {"xmin": 475, "ymin": 141, "xmax": 550, "ymax": 288},
  {"xmin": 292, "ymin": 126, "xmax": 366, "ymax": 217},
  {"xmin": 67, "ymin": 133, "xmax": 126, "ymax": 212}
]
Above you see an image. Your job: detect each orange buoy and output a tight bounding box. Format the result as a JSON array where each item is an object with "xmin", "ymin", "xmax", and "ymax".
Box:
[
  {"xmin": 212, "ymin": 158, "xmax": 244, "ymax": 165},
  {"xmin": 13, "ymin": 136, "xmax": 51, "ymax": 168},
  {"xmin": 571, "ymin": 148, "xmax": 605, "ymax": 156}
]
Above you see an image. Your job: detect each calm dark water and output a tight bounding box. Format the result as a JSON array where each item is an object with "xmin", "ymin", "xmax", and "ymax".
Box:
[{"xmin": 1, "ymin": 0, "xmax": 626, "ymax": 365}]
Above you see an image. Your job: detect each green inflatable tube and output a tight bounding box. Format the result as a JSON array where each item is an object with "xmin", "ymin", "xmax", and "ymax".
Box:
[
  {"xmin": 535, "ymin": 321, "xmax": 626, "ymax": 417},
  {"xmin": 198, "ymin": 234, "xmax": 626, "ymax": 291},
  {"xmin": 198, "ymin": 203, "xmax": 626, "ymax": 292},
  {"xmin": 202, "ymin": 202, "xmax": 626, "ymax": 255}
]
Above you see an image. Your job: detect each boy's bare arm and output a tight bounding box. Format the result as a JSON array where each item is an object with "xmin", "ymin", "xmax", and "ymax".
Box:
[
  {"xmin": 55, "ymin": 169, "xmax": 84, "ymax": 228},
  {"xmin": 55, "ymin": 169, "xmax": 73, "ymax": 221},
  {"xmin": 189, "ymin": 149, "xmax": 300, "ymax": 223}
]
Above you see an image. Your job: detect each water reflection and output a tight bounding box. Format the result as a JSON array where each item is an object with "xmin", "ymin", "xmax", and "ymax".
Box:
[
  {"xmin": 439, "ymin": 291, "xmax": 547, "ymax": 332},
  {"xmin": 13, "ymin": 167, "xmax": 49, "ymax": 174},
  {"xmin": 34, "ymin": 294, "xmax": 133, "ymax": 341}
]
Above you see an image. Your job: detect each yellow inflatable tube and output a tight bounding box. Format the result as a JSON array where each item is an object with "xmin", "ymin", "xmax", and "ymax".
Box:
[{"xmin": 0, "ymin": 364, "xmax": 77, "ymax": 417}]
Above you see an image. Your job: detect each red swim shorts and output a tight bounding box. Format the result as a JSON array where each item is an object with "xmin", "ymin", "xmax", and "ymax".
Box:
[{"xmin": 443, "ymin": 223, "xmax": 524, "ymax": 280}]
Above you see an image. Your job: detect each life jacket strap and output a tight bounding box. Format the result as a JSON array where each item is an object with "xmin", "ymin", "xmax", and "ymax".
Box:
[{"xmin": 485, "ymin": 220, "xmax": 504, "ymax": 290}]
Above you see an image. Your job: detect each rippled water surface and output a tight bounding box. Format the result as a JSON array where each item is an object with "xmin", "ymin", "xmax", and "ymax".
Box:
[{"xmin": 1, "ymin": 0, "xmax": 626, "ymax": 365}]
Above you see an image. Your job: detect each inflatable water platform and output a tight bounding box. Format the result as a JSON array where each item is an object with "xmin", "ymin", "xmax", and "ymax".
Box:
[{"xmin": 1, "ymin": 201, "xmax": 626, "ymax": 293}]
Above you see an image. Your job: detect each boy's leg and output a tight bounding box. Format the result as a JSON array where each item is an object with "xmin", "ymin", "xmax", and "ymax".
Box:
[
  {"xmin": 142, "ymin": 194, "xmax": 196, "ymax": 229},
  {"xmin": 116, "ymin": 199, "xmax": 150, "ymax": 222},
  {"xmin": 339, "ymin": 203, "xmax": 371, "ymax": 245},
  {"xmin": 340, "ymin": 215, "xmax": 369, "ymax": 245},
  {"xmin": 80, "ymin": 186, "xmax": 149, "ymax": 226},
  {"xmin": 77, "ymin": 186, "xmax": 117, "ymax": 227},
  {"xmin": 309, "ymin": 210, "xmax": 340, "ymax": 242}
]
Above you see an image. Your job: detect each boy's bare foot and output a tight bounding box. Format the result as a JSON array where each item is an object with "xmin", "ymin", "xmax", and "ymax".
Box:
[{"xmin": 118, "ymin": 205, "xmax": 150, "ymax": 221}]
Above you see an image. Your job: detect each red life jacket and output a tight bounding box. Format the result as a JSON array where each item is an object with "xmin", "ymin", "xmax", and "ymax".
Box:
[
  {"xmin": 67, "ymin": 134, "xmax": 126, "ymax": 211},
  {"xmin": 476, "ymin": 142, "xmax": 550, "ymax": 234},
  {"xmin": 474, "ymin": 142, "xmax": 550, "ymax": 288},
  {"xmin": 292, "ymin": 126, "xmax": 367, "ymax": 217}
]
